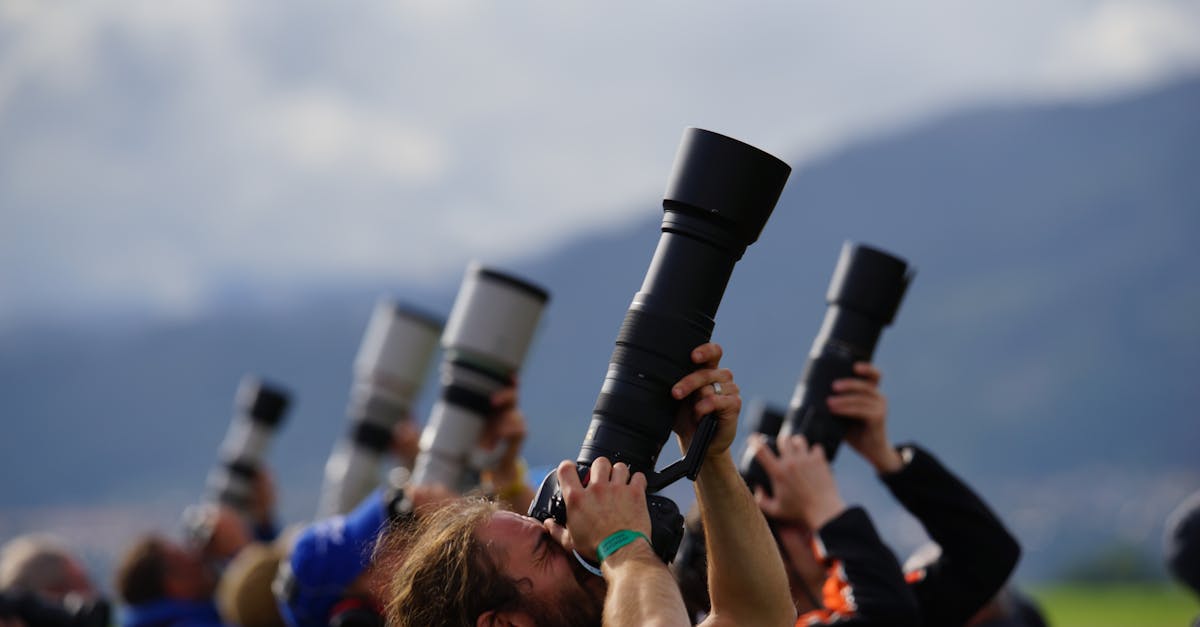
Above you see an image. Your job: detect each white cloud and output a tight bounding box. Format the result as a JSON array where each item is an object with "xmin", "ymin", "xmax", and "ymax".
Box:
[
  {"xmin": 0, "ymin": 0, "xmax": 1197, "ymax": 325},
  {"xmin": 260, "ymin": 89, "xmax": 449, "ymax": 182},
  {"xmin": 1042, "ymin": 0, "xmax": 1200, "ymax": 94}
]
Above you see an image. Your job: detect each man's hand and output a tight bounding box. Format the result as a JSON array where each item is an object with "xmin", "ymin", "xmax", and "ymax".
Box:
[
  {"xmin": 753, "ymin": 434, "xmax": 846, "ymax": 530},
  {"xmin": 548, "ymin": 457, "xmax": 651, "ymax": 562},
  {"xmin": 829, "ymin": 362, "xmax": 903, "ymax": 474},
  {"xmin": 671, "ymin": 342, "xmax": 740, "ymax": 460},
  {"xmin": 480, "ymin": 382, "xmax": 527, "ymax": 481},
  {"xmin": 390, "ymin": 418, "xmax": 421, "ymax": 466},
  {"xmin": 249, "ymin": 466, "xmax": 277, "ymax": 528}
]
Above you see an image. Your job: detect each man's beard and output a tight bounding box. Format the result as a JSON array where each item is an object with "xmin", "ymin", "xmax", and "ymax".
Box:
[{"xmin": 527, "ymin": 543, "xmax": 606, "ymax": 627}]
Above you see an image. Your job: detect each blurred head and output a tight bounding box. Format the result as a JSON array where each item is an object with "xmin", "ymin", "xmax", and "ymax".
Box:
[
  {"xmin": 216, "ymin": 542, "xmax": 285, "ymax": 627},
  {"xmin": 1165, "ymin": 489, "xmax": 1200, "ymax": 598},
  {"xmin": 379, "ymin": 499, "xmax": 604, "ymax": 627},
  {"xmin": 115, "ymin": 534, "xmax": 214, "ymax": 606},
  {"xmin": 0, "ymin": 533, "xmax": 95, "ymax": 601}
]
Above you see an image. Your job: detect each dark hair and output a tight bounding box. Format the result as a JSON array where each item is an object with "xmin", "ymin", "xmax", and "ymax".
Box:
[
  {"xmin": 114, "ymin": 535, "xmax": 168, "ymax": 606},
  {"xmin": 376, "ymin": 498, "xmax": 526, "ymax": 627}
]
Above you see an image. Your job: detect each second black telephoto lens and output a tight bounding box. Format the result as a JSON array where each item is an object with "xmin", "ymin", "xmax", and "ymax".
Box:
[{"xmin": 779, "ymin": 242, "xmax": 913, "ymax": 460}]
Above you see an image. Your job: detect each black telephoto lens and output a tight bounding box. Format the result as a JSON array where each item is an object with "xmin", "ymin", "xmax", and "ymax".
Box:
[
  {"xmin": 577, "ymin": 128, "xmax": 791, "ymax": 476},
  {"xmin": 737, "ymin": 401, "xmax": 785, "ymax": 493},
  {"xmin": 778, "ymin": 242, "xmax": 913, "ymax": 461},
  {"xmin": 530, "ymin": 127, "xmax": 790, "ymax": 562}
]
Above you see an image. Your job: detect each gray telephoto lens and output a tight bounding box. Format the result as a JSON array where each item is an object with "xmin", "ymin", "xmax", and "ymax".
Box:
[
  {"xmin": 206, "ymin": 376, "xmax": 290, "ymax": 512},
  {"xmin": 410, "ymin": 263, "xmax": 549, "ymax": 491},
  {"xmin": 317, "ymin": 300, "xmax": 443, "ymax": 516}
]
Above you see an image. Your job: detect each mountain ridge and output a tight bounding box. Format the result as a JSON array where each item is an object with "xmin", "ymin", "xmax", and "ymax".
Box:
[{"xmin": 2, "ymin": 75, "xmax": 1197, "ymax": 579}]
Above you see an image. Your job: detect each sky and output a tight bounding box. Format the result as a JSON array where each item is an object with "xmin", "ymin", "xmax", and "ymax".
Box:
[{"xmin": 2, "ymin": 0, "xmax": 1199, "ymax": 327}]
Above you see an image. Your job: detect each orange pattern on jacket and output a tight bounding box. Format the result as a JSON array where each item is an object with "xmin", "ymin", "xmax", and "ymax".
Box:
[{"xmin": 794, "ymin": 536, "xmax": 857, "ymax": 626}]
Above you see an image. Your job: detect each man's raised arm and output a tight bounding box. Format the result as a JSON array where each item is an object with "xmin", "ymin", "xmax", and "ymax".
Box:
[{"xmin": 671, "ymin": 343, "xmax": 796, "ymax": 627}]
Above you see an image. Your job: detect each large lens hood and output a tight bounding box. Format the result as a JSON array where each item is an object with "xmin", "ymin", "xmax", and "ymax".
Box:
[
  {"xmin": 236, "ymin": 376, "xmax": 291, "ymax": 427},
  {"xmin": 663, "ymin": 127, "xmax": 791, "ymax": 247},
  {"xmin": 826, "ymin": 242, "xmax": 914, "ymax": 326}
]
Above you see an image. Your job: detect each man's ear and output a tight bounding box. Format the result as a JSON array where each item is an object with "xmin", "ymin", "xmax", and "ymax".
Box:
[{"xmin": 477, "ymin": 609, "xmax": 536, "ymax": 627}]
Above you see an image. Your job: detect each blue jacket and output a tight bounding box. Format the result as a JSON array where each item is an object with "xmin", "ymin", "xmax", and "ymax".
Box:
[{"xmin": 122, "ymin": 599, "xmax": 226, "ymax": 627}]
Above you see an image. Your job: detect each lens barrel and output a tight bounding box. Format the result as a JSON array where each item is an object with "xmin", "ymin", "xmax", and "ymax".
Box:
[
  {"xmin": 410, "ymin": 263, "xmax": 549, "ymax": 491},
  {"xmin": 318, "ymin": 301, "xmax": 443, "ymax": 516},
  {"xmin": 206, "ymin": 376, "xmax": 291, "ymax": 511},
  {"xmin": 778, "ymin": 242, "xmax": 913, "ymax": 460},
  {"xmin": 577, "ymin": 128, "xmax": 791, "ymax": 475}
]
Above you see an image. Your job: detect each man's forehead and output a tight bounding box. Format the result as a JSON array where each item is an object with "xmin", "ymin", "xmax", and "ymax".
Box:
[
  {"xmin": 479, "ymin": 512, "xmax": 542, "ymax": 549},
  {"xmin": 485, "ymin": 511, "xmax": 542, "ymax": 534}
]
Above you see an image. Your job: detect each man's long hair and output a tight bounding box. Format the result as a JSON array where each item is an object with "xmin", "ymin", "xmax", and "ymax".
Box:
[{"xmin": 375, "ymin": 498, "xmax": 524, "ymax": 627}]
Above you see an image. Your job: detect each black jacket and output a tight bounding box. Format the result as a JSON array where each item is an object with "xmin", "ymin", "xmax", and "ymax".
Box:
[
  {"xmin": 797, "ymin": 444, "xmax": 1020, "ymax": 627},
  {"xmin": 796, "ymin": 506, "xmax": 920, "ymax": 626},
  {"xmin": 883, "ymin": 444, "xmax": 1022, "ymax": 627}
]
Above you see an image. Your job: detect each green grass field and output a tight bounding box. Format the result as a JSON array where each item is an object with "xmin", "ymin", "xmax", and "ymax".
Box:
[{"xmin": 1032, "ymin": 583, "xmax": 1198, "ymax": 627}]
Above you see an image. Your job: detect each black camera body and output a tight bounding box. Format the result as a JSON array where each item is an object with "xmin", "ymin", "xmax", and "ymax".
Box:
[
  {"xmin": 529, "ymin": 468, "xmax": 686, "ymax": 563},
  {"xmin": 529, "ymin": 127, "xmax": 790, "ymax": 563},
  {"xmin": 737, "ymin": 402, "xmax": 785, "ymax": 494},
  {"xmin": 779, "ymin": 242, "xmax": 913, "ymax": 460}
]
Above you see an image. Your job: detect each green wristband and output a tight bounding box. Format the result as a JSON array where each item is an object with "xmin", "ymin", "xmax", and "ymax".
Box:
[{"xmin": 597, "ymin": 530, "xmax": 651, "ymax": 564}]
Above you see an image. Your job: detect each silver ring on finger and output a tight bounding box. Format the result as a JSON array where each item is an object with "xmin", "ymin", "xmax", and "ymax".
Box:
[{"xmin": 711, "ymin": 381, "xmax": 723, "ymax": 395}]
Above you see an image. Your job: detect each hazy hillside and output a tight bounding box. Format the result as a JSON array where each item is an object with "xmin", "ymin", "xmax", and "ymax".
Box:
[{"xmin": 2, "ymin": 76, "xmax": 1197, "ymax": 580}]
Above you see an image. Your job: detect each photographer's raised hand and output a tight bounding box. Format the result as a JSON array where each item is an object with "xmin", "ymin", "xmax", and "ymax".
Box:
[
  {"xmin": 753, "ymin": 434, "xmax": 847, "ymax": 530},
  {"xmin": 549, "ymin": 457, "xmax": 652, "ymax": 562},
  {"xmin": 829, "ymin": 362, "xmax": 904, "ymax": 474},
  {"xmin": 480, "ymin": 381, "xmax": 534, "ymax": 512},
  {"xmin": 671, "ymin": 342, "xmax": 740, "ymax": 459}
]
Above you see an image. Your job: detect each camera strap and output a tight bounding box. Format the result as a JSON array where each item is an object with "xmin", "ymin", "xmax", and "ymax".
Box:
[{"xmin": 572, "ymin": 550, "xmax": 604, "ymax": 578}]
